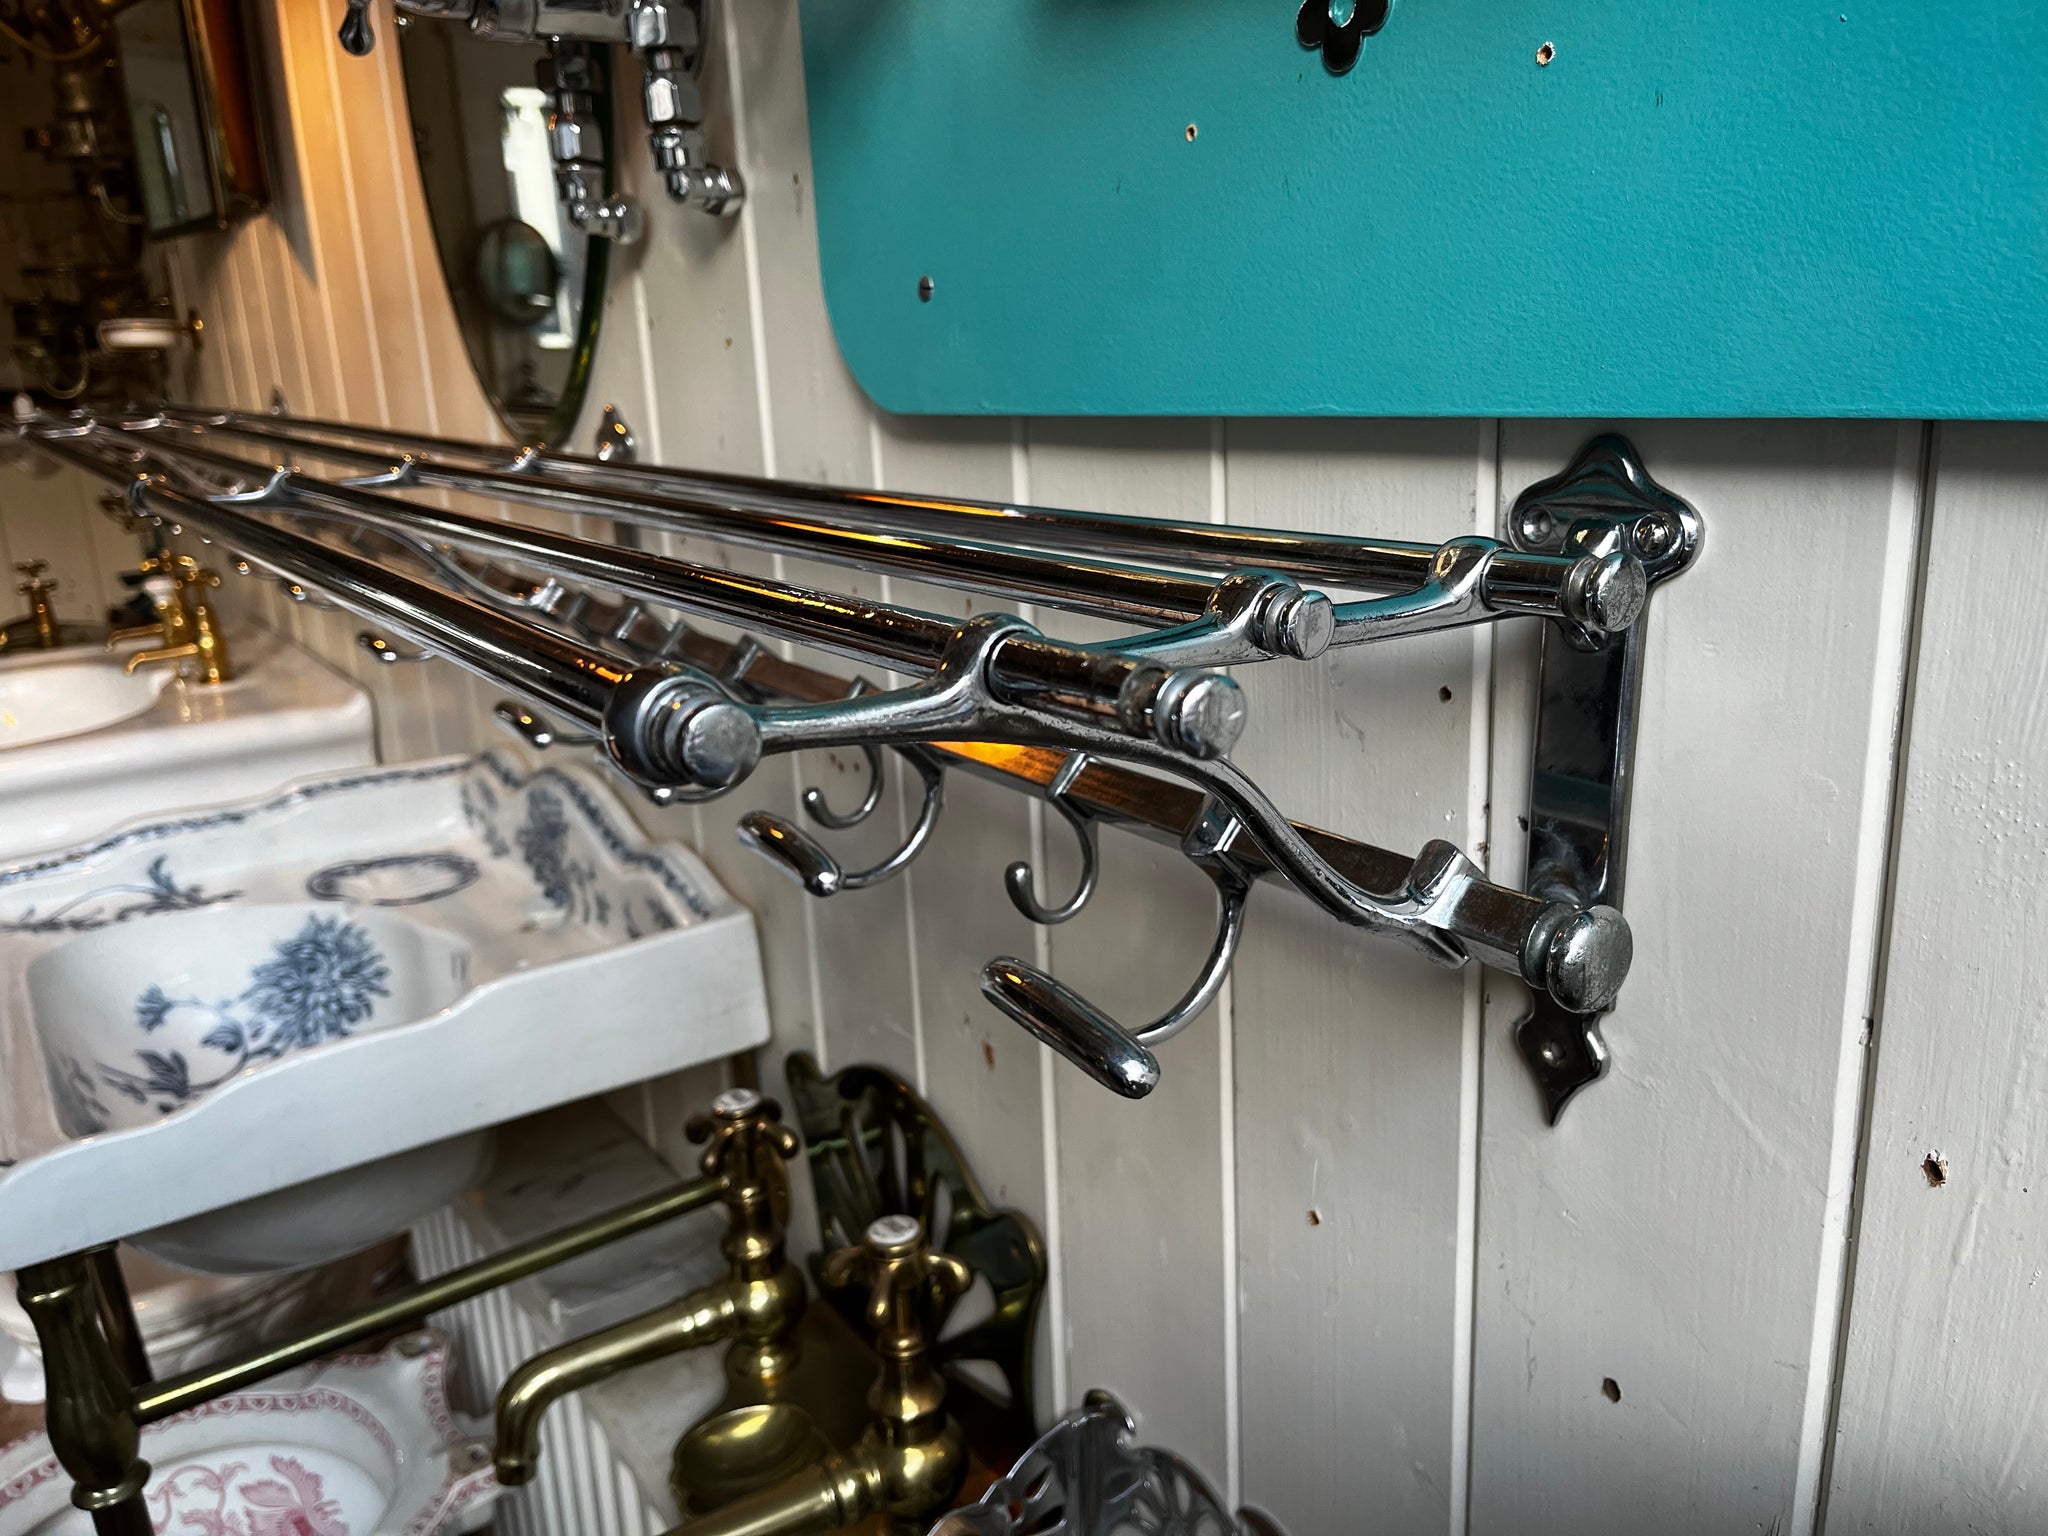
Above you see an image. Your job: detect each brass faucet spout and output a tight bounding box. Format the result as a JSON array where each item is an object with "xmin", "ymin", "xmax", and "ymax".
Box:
[
  {"xmin": 123, "ymin": 643, "xmax": 195, "ymax": 675},
  {"xmin": 660, "ymin": 1453, "xmax": 879, "ymax": 1536},
  {"xmin": 494, "ymin": 1283, "xmax": 739, "ymax": 1486}
]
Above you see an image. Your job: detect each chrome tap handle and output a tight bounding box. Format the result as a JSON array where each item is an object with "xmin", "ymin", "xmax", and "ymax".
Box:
[
  {"xmin": 338, "ymin": 0, "xmax": 374, "ymax": 55},
  {"xmin": 685, "ymin": 1087, "xmax": 801, "ymax": 1182}
]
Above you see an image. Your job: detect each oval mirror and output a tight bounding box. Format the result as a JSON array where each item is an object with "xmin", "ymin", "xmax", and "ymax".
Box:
[{"xmin": 396, "ymin": 24, "xmax": 609, "ymax": 440}]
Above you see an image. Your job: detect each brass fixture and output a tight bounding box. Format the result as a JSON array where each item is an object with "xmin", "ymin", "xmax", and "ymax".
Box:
[
  {"xmin": 122, "ymin": 561, "xmax": 232, "ymax": 684},
  {"xmin": 492, "ymin": 1087, "xmax": 806, "ymax": 1487},
  {"xmin": 105, "ymin": 550, "xmax": 197, "ymax": 652},
  {"xmin": 787, "ymin": 1052, "xmax": 1045, "ymax": 1448},
  {"xmin": 0, "ymin": 561, "xmax": 69, "ymax": 651},
  {"xmin": 21, "ymin": 1160, "xmax": 732, "ymax": 1533},
  {"xmin": 657, "ymin": 1214, "xmax": 973, "ymax": 1536}
]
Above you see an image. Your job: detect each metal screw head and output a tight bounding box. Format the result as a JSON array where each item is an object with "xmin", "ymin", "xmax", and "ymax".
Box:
[
  {"xmin": 917, "ymin": 275, "xmax": 935, "ymax": 303},
  {"xmin": 1632, "ymin": 516, "xmax": 1676, "ymax": 559},
  {"xmin": 1520, "ymin": 508, "xmax": 1556, "ymax": 544},
  {"xmin": 1538, "ymin": 1039, "xmax": 1565, "ymax": 1067}
]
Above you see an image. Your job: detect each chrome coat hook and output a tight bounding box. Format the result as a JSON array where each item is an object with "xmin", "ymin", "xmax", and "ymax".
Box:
[
  {"xmin": 981, "ymin": 802, "xmax": 1255, "ymax": 1099},
  {"xmin": 802, "ymin": 680, "xmax": 886, "ymax": 831},
  {"xmin": 737, "ymin": 747, "xmax": 947, "ymax": 898},
  {"xmin": 1005, "ymin": 752, "xmax": 1100, "ymax": 925}
]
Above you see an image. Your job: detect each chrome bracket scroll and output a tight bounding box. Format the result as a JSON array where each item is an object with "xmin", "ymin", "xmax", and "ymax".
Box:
[
  {"xmin": 1507, "ymin": 435, "xmax": 1702, "ymax": 1124},
  {"xmin": 927, "ymin": 1388, "xmax": 1283, "ymax": 1536}
]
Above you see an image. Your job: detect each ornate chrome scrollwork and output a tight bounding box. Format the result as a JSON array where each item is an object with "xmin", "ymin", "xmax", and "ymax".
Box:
[{"xmin": 928, "ymin": 1389, "xmax": 1282, "ymax": 1536}]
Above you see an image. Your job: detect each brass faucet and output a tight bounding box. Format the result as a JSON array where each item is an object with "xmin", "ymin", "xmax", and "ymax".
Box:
[
  {"xmin": 658, "ymin": 1214, "xmax": 973, "ymax": 1536},
  {"xmin": 0, "ymin": 561, "xmax": 66, "ymax": 651},
  {"xmin": 492, "ymin": 1088, "xmax": 807, "ymax": 1487},
  {"xmin": 123, "ymin": 561, "xmax": 233, "ymax": 685},
  {"xmin": 106, "ymin": 550, "xmax": 196, "ymax": 652}
]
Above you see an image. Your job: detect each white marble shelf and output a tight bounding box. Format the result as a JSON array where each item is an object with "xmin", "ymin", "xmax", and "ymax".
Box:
[{"xmin": 0, "ymin": 754, "xmax": 769, "ymax": 1270}]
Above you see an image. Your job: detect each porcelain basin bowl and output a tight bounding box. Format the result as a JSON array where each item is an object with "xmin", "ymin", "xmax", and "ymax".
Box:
[
  {"xmin": 0, "ymin": 753, "xmax": 769, "ymax": 1276},
  {"xmin": 0, "ymin": 631, "xmax": 373, "ymax": 862},
  {"xmin": 28, "ymin": 903, "xmax": 482, "ymax": 1274},
  {"xmin": 0, "ymin": 660, "xmax": 170, "ymax": 750},
  {"xmin": 0, "ymin": 1330, "xmax": 498, "ymax": 1536}
]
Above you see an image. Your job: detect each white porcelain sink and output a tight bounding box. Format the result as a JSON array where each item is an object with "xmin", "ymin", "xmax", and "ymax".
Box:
[
  {"xmin": 0, "ymin": 660, "xmax": 172, "ymax": 750},
  {"xmin": 0, "ymin": 754, "xmax": 769, "ymax": 1274},
  {"xmin": 0, "ymin": 629, "xmax": 374, "ymax": 862}
]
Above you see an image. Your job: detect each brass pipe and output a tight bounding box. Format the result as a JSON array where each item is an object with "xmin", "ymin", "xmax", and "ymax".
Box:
[
  {"xmin": 492, "ymin": 1089, "xmax": 806, "ymax": 1486},
  {"xmin": 496, "ymin": 1288, "xmax": 737, "ymax": 1485},
  {"xmin": 135, "ymin": 1171, "xmax": 724, "ymax": 1423}
]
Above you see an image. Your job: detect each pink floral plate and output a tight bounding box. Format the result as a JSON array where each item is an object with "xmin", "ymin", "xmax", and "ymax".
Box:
[{"xmin": 0, "ymin": 1330, "xmax": 497, "ymax": 1536}]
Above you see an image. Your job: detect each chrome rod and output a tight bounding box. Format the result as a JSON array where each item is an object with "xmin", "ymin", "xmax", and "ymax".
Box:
[
  {"xmin": 76, "ymin": 423, "xmax": 1234, "ymax": 747},
  {"xmin": 30, "ymin": 428, "xmax": 630, "ymax": 736},
  {"xmin": 162, "ymin": 407, "xmax": 1643, "ymax": 635},
  {"xmin": 146, "ymin": 416, "xmax": 1222, "ymax": 631}
]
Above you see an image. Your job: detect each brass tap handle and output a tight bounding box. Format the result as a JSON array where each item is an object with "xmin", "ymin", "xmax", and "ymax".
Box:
[
  {"xmin": 821, "ymin": 1215, "xmax": 971, "ymax": 1352},
  {"xmin": 687, "ymin": 1087, "xmax": 801, "ymax": 1183},
  {"xmin": 15, "ymin": 559, "xmax": 48, "ymax": 583}
]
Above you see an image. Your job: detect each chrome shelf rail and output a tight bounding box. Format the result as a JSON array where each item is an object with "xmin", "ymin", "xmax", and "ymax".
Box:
[
  {"xmin": 22, "ymin": 407, "xmax": 1675, "ymax": 1110},
  {"xmin": 154, "ymin": 407, "xmax": 1650, "ymax": 657}
]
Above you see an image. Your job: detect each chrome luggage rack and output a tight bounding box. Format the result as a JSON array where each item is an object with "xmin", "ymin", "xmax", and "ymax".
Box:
[{"xmin": 19, "ymin": 406, "xmax": 1700, "ymax": 1118}]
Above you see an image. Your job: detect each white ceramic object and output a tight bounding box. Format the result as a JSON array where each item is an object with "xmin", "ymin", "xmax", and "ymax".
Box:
[
  {"xmin": 0, "ymin": 633, "xmax": 374, "ymax": 862},
  {"xmin": 0, "ymin": 662, "xmax": 171, "ymax": 750},
  {"xmin": 0, "ymin": 1330, "xmax": 498, "ymax": 1536},
  {"xmin": 0, "ymin": 754, "xmax": 769, "ymax": 1274}
]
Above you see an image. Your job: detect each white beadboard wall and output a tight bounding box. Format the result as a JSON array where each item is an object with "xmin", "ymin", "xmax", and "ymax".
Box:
[{"xmin": 4, "ymin": 4, "xmax": 2044, "ymax": 1531}]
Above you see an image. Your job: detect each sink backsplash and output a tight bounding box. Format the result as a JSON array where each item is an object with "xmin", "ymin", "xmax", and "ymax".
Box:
[{"xmin": 0, "ymin": 753, "xmax": 714, "ymax": 954}]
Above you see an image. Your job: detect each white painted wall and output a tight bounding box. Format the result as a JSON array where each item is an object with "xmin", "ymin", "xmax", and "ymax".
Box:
[{"xmin": 6, "ymin": 5, "xmax": 2043, "ymax": 1532}]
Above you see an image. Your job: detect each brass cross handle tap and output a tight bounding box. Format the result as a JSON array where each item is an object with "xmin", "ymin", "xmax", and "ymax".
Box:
[
  {"xmin": 688, "ymin": 1087, "xmax": 802, "ymax": 1185},
  {"xmin": 653, "ymin": 1216, "xmax": 974, "ymax": 1536},
  {"xmin": 15, "ymin": 559, "xmax": 51, "ymax": 591},
  {"xmin": 821, "ymin": 1214, "xmax": 972, "ymax": 1362}
]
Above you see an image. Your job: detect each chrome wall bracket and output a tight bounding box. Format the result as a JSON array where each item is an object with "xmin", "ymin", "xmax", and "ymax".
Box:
[
  {"xmin": 1506, "ymin": 436, "xmax": 1702, "ymax": 1124},
  {"xmin": 929, "ymin": 1388, "xmax": 1283, "ymax": 1536}
]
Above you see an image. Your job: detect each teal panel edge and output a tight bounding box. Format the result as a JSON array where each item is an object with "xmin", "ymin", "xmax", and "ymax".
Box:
[{"xmin": 796, "ymin": 1, "xmax": 2048, "ymax": 419}]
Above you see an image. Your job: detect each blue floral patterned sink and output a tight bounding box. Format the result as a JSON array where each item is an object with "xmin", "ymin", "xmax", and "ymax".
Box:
[
  {"xmin": 0, "ymin": 754, "xmax": 769, "ymax": 1274},
  {"xmin": 32, "ymin": 904, "xmax": 469, "ymax": 1132}
]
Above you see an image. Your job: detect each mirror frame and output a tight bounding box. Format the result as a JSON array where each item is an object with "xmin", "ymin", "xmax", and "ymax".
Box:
[
  {"xmin": 395, "ymin": 32, "xmax": 613, "ymax": 447},
  {"xmin": 120, "ymin": 0, "xmax": 270, "ymax": 238}
]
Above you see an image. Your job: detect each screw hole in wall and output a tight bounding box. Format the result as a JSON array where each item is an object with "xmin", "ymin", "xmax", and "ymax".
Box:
[{"xmin": 1536, "ymin": 40, "xmax": 1556, "ymax": 66}]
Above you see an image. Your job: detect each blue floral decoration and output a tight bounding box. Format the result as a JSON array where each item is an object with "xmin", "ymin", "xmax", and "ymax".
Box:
[
  {"xmin": 0, "ymin": 856, "xmax": 236, "ymax": 937},
  {"xmin": 100, "ymin": 914, "xmax": 391, "ymax": 1114}
]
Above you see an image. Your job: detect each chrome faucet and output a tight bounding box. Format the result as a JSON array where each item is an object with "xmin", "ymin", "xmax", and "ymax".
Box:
[{"xmin": 492, "ymin": 1088, "xmax": 807, "ymax": 1487}]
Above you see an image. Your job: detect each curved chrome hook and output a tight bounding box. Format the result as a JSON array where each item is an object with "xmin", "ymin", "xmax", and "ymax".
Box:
[
  {"xmin": 1004, "ymin": 752, "xmax": 1100, "ymax": 925},
  {"xmin": 736, "ymin": 746, "xmax": 946, "ymax": 898},
  {"xmin": 980, "ymin": 802, "xmax": 1255, "ymax": 1099},
  {"xmin": 801, "ymin": 680, "xmax": 886, "ymax": 831}
]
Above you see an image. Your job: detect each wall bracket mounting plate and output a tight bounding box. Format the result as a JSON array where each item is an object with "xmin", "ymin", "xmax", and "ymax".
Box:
[{"xmin": 1507, "ymin": 437, "xmax": 1702, "ymax": 1124}]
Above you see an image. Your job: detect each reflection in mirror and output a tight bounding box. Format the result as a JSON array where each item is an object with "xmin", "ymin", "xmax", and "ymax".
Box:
[
  {"xmin": 399, "ymin": 26, "xmax": 607, "ymax": 441},
  {"xmin": 109, "ymin": 0, "xmax": 267, "ymax": 238},
  {"xmin": 114, "ymin": 0, "xmax": 215, "ymax": 232}
]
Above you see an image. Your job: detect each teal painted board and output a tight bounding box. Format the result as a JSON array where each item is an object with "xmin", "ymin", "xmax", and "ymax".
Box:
[{"xmin": 796, "ymin": 3, "xmax": 2048, "ymax": 418}]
